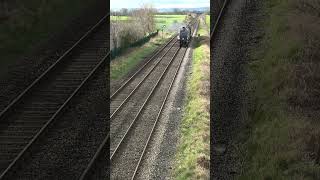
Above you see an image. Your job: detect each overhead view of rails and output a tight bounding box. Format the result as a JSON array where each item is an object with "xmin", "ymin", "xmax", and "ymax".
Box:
[
  {"xmin": 110, "ymin": 0, "xmax": 210, "ymax": 178},
  {"xmin": 0, "ymin": 1, "xmax": 108, "ymax": 179},
  {"xmin": 109, "ymin": 19, "xmax": 197, "ymax": 179}
]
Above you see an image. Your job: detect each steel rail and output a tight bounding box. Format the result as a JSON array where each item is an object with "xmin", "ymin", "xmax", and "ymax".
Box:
[
  {"xmin": 110, "ymin": 47, "xmax": 181, "ymax": 160},
  {"xmin": 131, "ymin": 46, "xmax": 188, "ymax": 180},
  {"xmin": 210, "ymin": 0, "xmax": 229, "ymax": 40},
  {"xmin": 78, "ymin": 133, "xmax": 110, "ymax": 180},
  {"xmin": 110, "ymin": 18, "xmax": 198, "ymax": 117},
  {"xmin": 131, "ymin": 18, "xmax": 200, "ymax": 180},
  {"xmin": 79, "ymin": 18, "xmax": 199, "ymax": 180},
  {"xmin": 110, "ymin": 34, "xmax": 177, "ymax": 99},
  {"xmin": 110, "ymin": 40, "xmax": 178, "ymax": 118},
  {"xmin": 0, "ymin": 14, "xmax": 108, "ymax": 120},
  {"xmin": 0, "ymin": 14, "xmax": 109, "ymax": 179},
  {"xmin": 0, "ymin": 52, "xmax": 109, "ymax": 179},
  {"xmin": 78, "ymin": 45, "xmax": 181, "ymax": 180}
]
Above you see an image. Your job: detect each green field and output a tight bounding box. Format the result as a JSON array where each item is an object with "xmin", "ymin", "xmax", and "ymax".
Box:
[
  {"xmin": 111, "ymin": 14, "xmax": 186, "ymax": 31},
  {"xmin": 110, "ymin": 16, "xmax": 129, "ymax": 21},
  {"xmin": 154, "ymin": 15, "xmax": 186, "ymax": 30}
]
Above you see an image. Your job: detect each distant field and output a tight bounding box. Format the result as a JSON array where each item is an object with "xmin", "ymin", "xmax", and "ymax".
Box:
[
  {"xmin": 111, "ymin": 14, "xmax": 186, "ymax": 31},
  {"xmin": 154, "ymin": 14, "xmax": 186, "ymax": 30},
  {"xmin": 110, "ymin": 16, "xmax": 129, "ymax": 21}
]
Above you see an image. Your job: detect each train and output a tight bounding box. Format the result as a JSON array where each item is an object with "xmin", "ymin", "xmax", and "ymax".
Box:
[{"xmin": 178, "ymin": 25, "xmax": 192, "ymax": 47}]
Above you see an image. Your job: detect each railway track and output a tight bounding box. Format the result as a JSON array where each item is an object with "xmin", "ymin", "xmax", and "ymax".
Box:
[
  {"xmin": 0, "ymin": 14, "xmax": 108, "ymax": 179},
  {"xmin": 79, "ymin": 19, "xmax": 199, "ymax": 179},
  {"xmin": 211, "ymin": 0, "xmax": 229, "ymax": 40},
  {"xmin": 78, "ymin": 33, "xmax": 180, "ymax": 180},
  {"xmin": 111, "ymin": 44, "xmax": 187, "ymax": 179}
]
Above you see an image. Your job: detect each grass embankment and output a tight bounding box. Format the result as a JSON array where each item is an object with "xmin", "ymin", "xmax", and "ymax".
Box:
[
  {"xmin": 0, "ymin": 1, "xmax": 95, "ymax": 78},
  {"xmin": 205, "ymin": 15, "xmax": 210, "ymax": 28},
  {"xmin": 239, "ymin": 0, "xmax": 320, "ymax": 179},
  {"xmin": 173, "ymin": 17, "xmax": 210, "ymax": 179},
  {"xmin": 197, "ymin": 15, "xmax": 209, "ymax": 36},
  {"xmin": 110, "ymin": 32, "xmax": 172, "ymax": 80}
]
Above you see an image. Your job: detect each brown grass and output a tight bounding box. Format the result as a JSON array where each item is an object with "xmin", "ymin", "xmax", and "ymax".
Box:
[
  {"xmin": 287, "ymin": 0, "xmax": 320, "ymax": 109},
  {"xmin": 239, "ymin": 0, "xmax": 320, "ymax": 179}
]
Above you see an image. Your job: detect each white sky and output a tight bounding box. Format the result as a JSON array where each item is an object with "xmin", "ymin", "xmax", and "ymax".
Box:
[{"xmin": 110, "ymin": 0, "xmax": 210, "ymax": 9}]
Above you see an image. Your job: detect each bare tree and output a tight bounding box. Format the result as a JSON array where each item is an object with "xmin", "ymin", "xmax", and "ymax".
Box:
[
  {"xmin": 132, "ymin": 4, "xmax": 156, "ymax": 35},
  {"xmin": 120, "ymin": 8, "xmax": 128, "ymax": 16},
  {"xmin": 111, "ymin": 3, "xmax": 157, "ymax": 52},
  {"xmin": 110, "ymin": 16, "xmax": 121, "ymax": 50}
]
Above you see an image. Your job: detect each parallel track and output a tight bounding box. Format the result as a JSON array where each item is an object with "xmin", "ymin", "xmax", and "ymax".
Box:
[
  {"xmin": 79, "ymin": 32, "xmax": 180, "ymax": 180},
  {"xmin": 80, "ymin": 18, "xmax": 199, "ymax": 179},
  {"xmin": 110, "ymin": 38, "xmax": 178, "ymax": 118},
  {"xmin": 109, "ymin": 43, "xmax": 187, "ymax": 180},
  {"xmin": 110, "ymin": 34, "xmax": 177, "ymax": 98},
  {"xmin": 0, "ymin": 14, "xmax": 108, "ymax": 179}
]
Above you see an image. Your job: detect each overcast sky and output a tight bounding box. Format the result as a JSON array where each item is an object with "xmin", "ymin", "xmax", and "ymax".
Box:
[{"xmin": 110, "ymin": 0, "xmax": 209, "ymax": 9}]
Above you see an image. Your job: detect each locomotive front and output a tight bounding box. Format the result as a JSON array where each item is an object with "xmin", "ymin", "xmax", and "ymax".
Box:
[{"xmin": 178, "ymin": 26, "xmax": 191, "ymax": 47}]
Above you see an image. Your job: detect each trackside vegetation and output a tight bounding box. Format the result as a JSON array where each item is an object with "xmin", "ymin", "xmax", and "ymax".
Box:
[
  {"xmin": 110, "ymin": 33, "xmax": 171, "ymax": 80},
  {"xmin": 239, "ymin": 0, "xmax": 320, "ymax": 179},
  {"xmin": 173, "ymin": 16, "xmax": 210, "ymax": 179},
  {"xmin": 110, "ymin": 14, "xmax": 188, "ymax": 80}
]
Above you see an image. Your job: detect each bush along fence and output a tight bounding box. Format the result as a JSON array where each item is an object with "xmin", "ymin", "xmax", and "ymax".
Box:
[{"xmin": 110, "ymin": 30, "xmax": 159, "ymax": 60}]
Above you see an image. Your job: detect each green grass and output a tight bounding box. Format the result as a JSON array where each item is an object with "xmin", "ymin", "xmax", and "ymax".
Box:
[
  {"xmin": 205, "ymin": 15, "xmax": 210, "ymax": 27},
  {"xmin": 173, "ymin": 16, "xmax": 210, "ymax": 180},
  {"xmin": 197, "ymin": 15, "xmax": 210, "ymax": 36},
  {"xmin": 110, "ymin": 14, "xmax": 186, "ymax": 32},
  {"xmin": 238, "ymin": 0, "xmax": 320, "ymax": 179},
  {"xmin": 110, "ymin": 33, "xmax": 172, "ymax": 80},
  {"xmin": 0, "ymin": 1, "xmax": 95, "ymax": 78},
  {"xmin": 110, "ymin": 16, "xmax": 129, "ymax": 21}
]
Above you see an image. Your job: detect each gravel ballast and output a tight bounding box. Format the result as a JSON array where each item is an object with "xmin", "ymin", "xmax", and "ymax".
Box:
[
  {"xmin": 210, "ymin": 0, "xmax": 264, "ymax": 179},
  {"xmin": 6, "ymin": 67, "xmax": 108, "ymax": 180},
  {"xmin": 0, "ymin": 1, "xmax": 106, "ymax": 113}
]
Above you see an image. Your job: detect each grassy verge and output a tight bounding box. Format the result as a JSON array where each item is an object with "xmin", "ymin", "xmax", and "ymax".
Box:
[
  {"xmin": 239, "ymin": 0, "xmax": 320, "ymax": 179},
  {"xmin": 110, "ymin": 32, "xmax": 172, "ymax": 80},
  {"xmin": 0, "ymin": 1, "xmax": 95, "ymax": 77},
  {"xmin": 197, "ymin": 16, "xmax": 208, "ymax": 37},
  {"xmin": 173, "ymin": 17, "xmax": 210, "ymax": 179},
  {"xmin": 205, "ymin": 15, "xmax": 210, "ymax": 27}
]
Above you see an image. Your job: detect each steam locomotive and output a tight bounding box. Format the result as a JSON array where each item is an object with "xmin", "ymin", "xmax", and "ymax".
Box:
[{"xmin": 178, "ymin": 25, "xmax": 192, "ymax": 47}]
